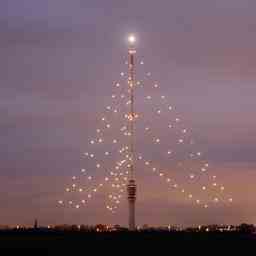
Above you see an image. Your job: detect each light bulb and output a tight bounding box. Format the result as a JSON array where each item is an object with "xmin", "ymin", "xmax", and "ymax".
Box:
[{"xmin": 128, "ymin": 34, "xmax": 136, "ymax": 44}]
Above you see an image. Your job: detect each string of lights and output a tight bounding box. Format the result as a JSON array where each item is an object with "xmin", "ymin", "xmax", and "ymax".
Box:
[{"xmin": 58, "ymin": 35, "xmax": 232, "ymax": 218}]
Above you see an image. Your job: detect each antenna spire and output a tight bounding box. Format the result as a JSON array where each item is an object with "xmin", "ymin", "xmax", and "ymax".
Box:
[{"xmin": 127, "ymin": 34, "xmax": 137, "ymax": 231}]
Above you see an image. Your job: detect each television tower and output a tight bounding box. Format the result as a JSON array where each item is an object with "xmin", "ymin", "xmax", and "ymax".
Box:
[{"xmin": 127, "ymin": 34, "xmax": 137, "ymax": 231}]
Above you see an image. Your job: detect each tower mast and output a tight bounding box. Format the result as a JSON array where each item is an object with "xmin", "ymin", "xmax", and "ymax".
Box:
[{"xmin": 127, "ymin": 34, "xmax": 137, "ymax": 231}]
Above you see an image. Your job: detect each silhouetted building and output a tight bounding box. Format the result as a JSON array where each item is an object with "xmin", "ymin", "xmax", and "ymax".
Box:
[{"xmin": 34, "ymin": 219, "xmax": 38, "ymax": 229}]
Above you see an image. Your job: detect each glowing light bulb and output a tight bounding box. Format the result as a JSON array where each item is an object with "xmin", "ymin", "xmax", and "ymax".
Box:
[
  {"xmin": 120, "ymin": 72, "xmax": 124, "ymax": 76},
  {"xmin": 90, "ymin": 140, "xmax": 95, "ymax": 144},
  {"xmin": 220, "ymin": 186, "xmax": 225, "ymax": 191},
  {"xmin": 106, "ymin": 124, "xmax": 111, "ymax": 128},
  {"xmin": 105, "ymin": 152, "xmax": 109, "ymax": 156},
  {"xmin": 154, "ymin": 83, "xmax": 158, "ymax": 88},
  {"xmin": 106, "ymin": 106, "xmax": 111, "ymax": 110},
  {"xmin": 168, "ymin": 124, "xmax": 172, "ymax": 128},
  {"xmin": 90, "ymin": 154, "xmax": 94, "ymax": 158},
  {"xmin": 116, "ymin": 83, "xmax": 120, "ymax": 87},
  {"xmin": 113, "ymin": 139, "xmax": 117, "ymax": 143},
  {"xmin": 204, "ymin": 204, "xmax": 208, "ymax": 208},
  {"xmin": 182, "ymin": 129, "xmax": 187, "ymax": 133},
  {"xmin": 81, "ymin": 200, "xmax": 86, "ymax": 204},
  {"xmin": 202, "ymin": 186, "xmax": 206, "ymax": 190},
  {"xmin": 214, "ymin": 197, "xmax": 219, "ymax": 203},
  {"xmin": 229, "ymin": 198, "xmax": 233, "ymax": 202},
  {"xmin": 175, "ymin": 118, "xmax": 180, "ymax": 122},
  {"xmin": 66, "ymin": 188, "xmax": 70, "ymax": 192},
  {"xmin": 88, "ymin": 176, "xmax": 92, "ymax": 180},
  {"xmin": 140, "ymin": 61, "xmax": 144, "ymax": 65},
  {"xmin": 128, "ymin": 34, "xmax": 136, "ymax": 44},
  {"xmin": 189, "ymin": 174, "xmax": 195, "ymax": 179},
  {"xmin": 145, "ymin": 161, "xmax": 149, "ymax": 165},
  {"xmin": 145, "ymin": 127, "xmax": 150, "ymax": 131},
  {"xmin": 105, "ymin": 177, "xmax": 109, "ymax": 181},
  {"xmin": 79, "ymin": 188, "xmax": 83, "ymax": 192},
  {"xmin": 146, "ymin": 95, "xmax": 151, "ymax": 100},
  {"xmin": 72, "ymin": 176, "xmax": 76, "ymax": 180},
  {"xmin": 197, "ymin": 152, "xmax": 201, "ymax": 156},
  {"xmin": 161, "ymin": 95, "xmax": 165, "ymax": 99},
  {"xmin": 173, "ymin": 184, "xmax": 178, "ymax": 188},
  {"xmin": 96, "ymin": 164, "xmax": 100, "ymax": 168},
  {"xmin": 155, "ymin": 138, "xmax": 160, "ymax": 143},
  {"xmin": 84, "ymin": 152, "xmax": 89, "ymax": 156},
  {"xmin": 196, "ymin": 200, "xmax": 200, "ymax": 204},
  {"xmin": 121, "ymin": 126, "xmax": 127, "ymax": 131},
  {"xmin": 58, "ymin": 200, "xmax": 63, "ymax": 204},
  {"xmin": 188, "ymin": 194, "xmax": 193, "ymax": 198}
]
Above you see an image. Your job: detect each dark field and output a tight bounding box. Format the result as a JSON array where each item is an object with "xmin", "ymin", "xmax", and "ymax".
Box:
[{"xmin": 0, "ymin": 230, "xmax": 255, "ymax": 255}]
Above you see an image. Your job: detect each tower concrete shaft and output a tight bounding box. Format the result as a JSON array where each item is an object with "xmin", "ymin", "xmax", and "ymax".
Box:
[
  {"xmin": 127, "ymin": 179, "xmax": 136, "ymax": 230},
  {"xmin": 127, "ymin": 41, "xmax": 136, "ymax": 231}
]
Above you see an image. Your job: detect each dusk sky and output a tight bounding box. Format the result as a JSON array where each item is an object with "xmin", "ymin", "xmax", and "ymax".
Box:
[{"xmin": 1, "ymin": 0, "xmax": 256, "ymax": 227}]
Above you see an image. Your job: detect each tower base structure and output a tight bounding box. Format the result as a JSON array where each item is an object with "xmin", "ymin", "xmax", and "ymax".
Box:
[{"xmin": 127, "ymin": 179, "xmax": 136, "ymax": 231}]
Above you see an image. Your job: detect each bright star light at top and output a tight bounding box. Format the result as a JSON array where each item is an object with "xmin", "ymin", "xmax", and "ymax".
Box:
[{"xmin": 128, "ymin": 34, "xmax": 136, "ymax": 45}]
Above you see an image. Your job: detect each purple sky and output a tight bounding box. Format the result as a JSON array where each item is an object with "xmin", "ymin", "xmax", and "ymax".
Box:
[{"xmin": 1, "ymin": 0, "xmax": 256, "ymax": 227}]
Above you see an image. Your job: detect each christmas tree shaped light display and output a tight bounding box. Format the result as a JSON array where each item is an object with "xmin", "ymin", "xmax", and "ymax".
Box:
[{"xmin": 58, "ymin": 35, "xmax": 233, "ymax": 230}]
